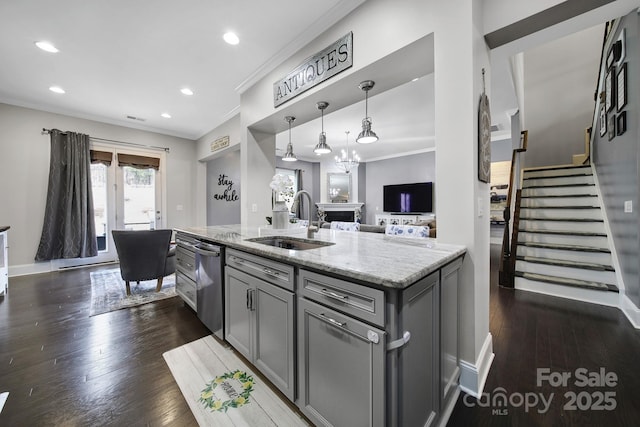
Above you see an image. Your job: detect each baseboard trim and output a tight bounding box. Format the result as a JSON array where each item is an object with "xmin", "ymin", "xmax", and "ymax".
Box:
[
  {"xmin": 458, "ymin": 333, "xmax": 494, "ymax": 398},
  {"xmin": 9, "ymin": 262, "xmax": 53, "ymax": 277},
  {"xmin": 621, "ymin": 293, "xmax": 640, "ymax": 329},
  {"xmin": 437, "ymin": 386, "xmax": 461, "ymax": 427}
]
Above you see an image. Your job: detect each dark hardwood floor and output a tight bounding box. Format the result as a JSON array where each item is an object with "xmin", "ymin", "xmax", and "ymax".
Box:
[
  {"xmin": 2, "ymin": 243, "xmax": 639, "ymax": 426},
  {"xmin": 0, "ymin": 265, "xmax": 210, "ymax": 426},
  {"xmin": 448, "ymin": 244, "xmax": 640, "ymax": 427}
]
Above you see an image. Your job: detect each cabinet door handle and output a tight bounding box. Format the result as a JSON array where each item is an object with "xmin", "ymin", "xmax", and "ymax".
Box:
[
  {"xmin": 320, "ymin": 313, "xmax": 346, "ymax": 328},
  {"xmin": 231, "ymin": 256, "xmax": 245, "ymax": 264},
  {"xmin": 249, "ymin": 289, "xmax": 256, "ymax": 311},
  {"xmin": 320, "ymin": 288, "xmax": 348, "ymax": 301},
  {"xmin": 246, "ymin": 289, "xmax": 251, "ymax": 310}
]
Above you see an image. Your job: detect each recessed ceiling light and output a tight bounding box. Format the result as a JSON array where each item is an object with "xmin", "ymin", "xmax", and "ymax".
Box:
[
  {"xmin": 181, "ymin": 88, "xmax": 194, "ymax": 96},
  {"xmin": 223, "ymin": 32, "xmax": 240, "ymax": 45},
  {"xmin": 35, "ymin": 41, "xmax": 59, "ymax": 53},
  {"xmin": 161, "ymin": 113, "xmax": 171, "ymax": 119},
  {"xmin": 49, "ymin": 86, "xmax": 65, "ymax": 94}
]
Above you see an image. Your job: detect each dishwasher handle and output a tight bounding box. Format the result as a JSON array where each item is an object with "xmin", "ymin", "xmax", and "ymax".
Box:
[{"xmin": 194, "ymin": 244, "xmax": 221, "ymax": 257}]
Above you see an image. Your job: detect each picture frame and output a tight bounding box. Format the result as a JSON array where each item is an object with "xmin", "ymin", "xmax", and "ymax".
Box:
[
  {"xmin": 608, "ymin": 115, "xmax": 616, "ymax": 141},
  {"xmin": 617, "ymin": 111, "xmax": 627, "ymax": 136},
  {"xmin": 605, "ymin": 66, "xmax": 615, "ymax": 112},
  {"xmin": 616, "ymin": 62, "xmax": 627, "ymax": 112},
  {"xmin": 606, "ymin": 49, "xmax": 614, "ymax": 69},
  {"xmin": 599, "ymin": 105, "xmax": 607, "ymax": 137}
]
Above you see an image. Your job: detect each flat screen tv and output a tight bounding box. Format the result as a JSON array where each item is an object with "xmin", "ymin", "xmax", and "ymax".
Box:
[{"xmin": 383, "ymin": 182, "xmax": 433, "ymax": 214}]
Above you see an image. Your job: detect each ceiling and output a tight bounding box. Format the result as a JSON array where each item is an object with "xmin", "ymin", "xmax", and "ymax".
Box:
[
  {"xmin": 0, "ymin": 0, "xmax": 364, "ymax": 140},
  {"xmin": 0, "ymin": 1, "xmax": 611, "ymax": 163}
]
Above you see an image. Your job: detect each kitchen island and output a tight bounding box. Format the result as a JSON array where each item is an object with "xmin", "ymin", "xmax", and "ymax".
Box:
[{"xmin": 175, "ymin": 225, "xmax": 465, "ymax": 427}]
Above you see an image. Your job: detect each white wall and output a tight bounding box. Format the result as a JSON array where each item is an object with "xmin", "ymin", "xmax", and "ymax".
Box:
[{"xmin": 0, "ymin": 103, "xmax": 197, "ymax": 274}]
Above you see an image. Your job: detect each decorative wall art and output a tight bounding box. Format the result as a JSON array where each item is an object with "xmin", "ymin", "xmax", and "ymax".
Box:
[
  {"xmin": 478, "ymin": 69, "xmax": 491, "ymax": 183},
  {"xmin": 616, "ymin": 62, "xmax": 627, "ymax": 112},
  {"xmin": 617, "ymin": 111, "xmax": 627, "ymax": 136},
  {"xmin": 599, "ymin": 103, "xmax": 607, "ymax": 137},
  {"xmin": 608, "ymin": 115, "xmax": 616, "ymax": 141},
  {"xmin": 605, "ymin": 66, "xmax": 615, "ymax": 113}
]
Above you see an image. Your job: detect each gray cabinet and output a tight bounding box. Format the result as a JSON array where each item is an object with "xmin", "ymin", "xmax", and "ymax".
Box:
[
  {"xmin": 297, "ymin": 269, "xmax": 386, "ymax": 427},
  {"xmin": 175, "ymin": 232, "xmax": 198, "ymax": 310},
  {"xmin": 224, "ymin": 249, "xmax": 296, "ymax": 401},
  {"xmin": 298, "ymin": 297, "xmax": 386, "ymax": 427}
]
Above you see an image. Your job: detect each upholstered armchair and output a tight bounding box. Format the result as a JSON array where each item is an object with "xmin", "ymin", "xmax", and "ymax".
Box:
[{"xmin": 111, "ymin": 229, "xmax": 176, "ymax": 295}]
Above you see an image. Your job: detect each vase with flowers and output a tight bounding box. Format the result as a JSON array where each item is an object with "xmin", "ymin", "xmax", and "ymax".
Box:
[{"xmin": 269, "ymin": 174, "xmax": 294, "ymax": 229}]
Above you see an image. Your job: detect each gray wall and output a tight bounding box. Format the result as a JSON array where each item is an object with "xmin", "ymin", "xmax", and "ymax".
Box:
[
  {"xmin": 206, "ymin": 149, "xmax": 241, "ymax": 225},
  {"xmin": 364, "ymin": 152, "xmax": 436, "ymax": 224},
  {"xmin": 593, "ymin": 11, "xmax": 640, "ymax": 306},
  {"xmin": 523, "ymin": 24, "xmax": 603, "ymax": 168}
]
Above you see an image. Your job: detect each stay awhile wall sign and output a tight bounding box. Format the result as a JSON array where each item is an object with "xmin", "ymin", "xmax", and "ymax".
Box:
[
  {"xmin": 273, "ymin": 32, "xmax": 353, "ymax": 107},
  {"xmin": 213, "ymin": 174, "xmax": 239, "ymax": 202}
]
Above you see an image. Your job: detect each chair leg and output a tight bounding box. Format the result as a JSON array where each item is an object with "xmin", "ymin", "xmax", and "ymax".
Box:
[
  {"xmin": 156, "ymin": 276, "xmax": 164, "ymax": 292},
  {"xmin": 125, "ymin": 281, "xmax": 131, "ymax": 296}
]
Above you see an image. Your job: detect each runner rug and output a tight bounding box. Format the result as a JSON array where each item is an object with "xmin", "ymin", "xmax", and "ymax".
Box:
[
  {"xmin": 89, "ymin": 268, "xmax": 176, "ymax": 316},
  {"xmin": 163, "ymin": 335, "xmax": 309, "ymax": 427}
]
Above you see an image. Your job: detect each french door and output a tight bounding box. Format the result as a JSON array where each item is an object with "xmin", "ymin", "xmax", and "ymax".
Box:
[{"xmin": 54, "ymin": 145, "xmax": 165, "ymax": 267}]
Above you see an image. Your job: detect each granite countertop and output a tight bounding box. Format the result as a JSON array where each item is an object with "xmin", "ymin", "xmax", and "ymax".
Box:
[{"xmin": 175, "ymin": 225, "xmax": 466, "ymax": 289}]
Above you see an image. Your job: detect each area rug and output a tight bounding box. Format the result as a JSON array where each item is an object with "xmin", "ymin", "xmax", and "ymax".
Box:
[
  {"xmin": 89, "ymin": 268, "xmax": 177, "ymax": 316},
  {"xmin": 163, "ymin": 335, "xmax": 309, "ymax": 427}
]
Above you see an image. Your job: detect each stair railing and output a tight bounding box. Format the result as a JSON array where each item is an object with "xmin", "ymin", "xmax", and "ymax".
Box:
[{"xmin": 498, "ymin": 130, "xmax": 528, "ymax": 288}]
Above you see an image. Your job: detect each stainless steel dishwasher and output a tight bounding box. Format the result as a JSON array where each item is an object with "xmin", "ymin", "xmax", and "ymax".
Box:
[{"xmin": 194, "ymin": 241, "xmax": 224, "ymax": 339}]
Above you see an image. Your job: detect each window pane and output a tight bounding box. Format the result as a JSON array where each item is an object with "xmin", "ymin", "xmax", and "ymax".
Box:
[
  {"xmin": 123, "ymin": 166, "xmax": 156, "ymax": 230},
  {"xmin": 90, "ymin": 163, "xmax": 108, "ymax": 251}
]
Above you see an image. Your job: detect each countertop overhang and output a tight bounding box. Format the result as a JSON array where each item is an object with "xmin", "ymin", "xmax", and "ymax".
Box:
[{"xmin": 175, "ymin": 225, "xmax": 466, "ymax": 289}]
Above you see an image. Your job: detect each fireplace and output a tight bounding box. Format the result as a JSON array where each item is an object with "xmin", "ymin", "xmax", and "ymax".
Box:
[
  {"xmin": 324, "ymin": 211, "xmax": 355, "ymax": 222},
  {"xmin": 316, "ymin": 203, "xmax": 364, "ymax": 223}
]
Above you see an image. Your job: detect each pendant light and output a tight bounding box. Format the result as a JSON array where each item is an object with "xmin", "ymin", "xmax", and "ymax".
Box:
[
  {"xmin": 335, "ymin": 131, "xmax": 360, "ymax": 174},
  {"xmin": 282, "ymin": 116, "xmax": 297, "ymax": 162},
  {"xmin": 356, "ymin": 80, "xmax": 379, "ymax": 144},
  {"xmin": 313, "ymin": 101, "xmax": 332, "ymax": 155}
]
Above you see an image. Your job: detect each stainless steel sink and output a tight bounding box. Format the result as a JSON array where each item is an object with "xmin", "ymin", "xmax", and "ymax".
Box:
[{"xmin": 246, "ymin": 236, "xmax": 335, "ymax": 250}]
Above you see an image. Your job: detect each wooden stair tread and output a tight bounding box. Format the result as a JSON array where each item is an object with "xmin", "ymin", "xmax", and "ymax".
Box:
[
  {"xmin": 523, "ymin": 183, "xmax": 595, "ymax": 189},
  {"xmin": 521, "ymin": 194, "xmax": 597, "ymax": 198},
  {"xmin": 523, "ymin": 165, "xmax": 591, "ymax": 173},
  {"xmin": 517, "ymin": 241, "xmax": 611, "ymax": 253},
  {"xmin": 519, "ymin": 229, "xmax": 606, "ymax": 237},
  {"xmin": 520, "ymin": 217, "xmax": 603, "ymax": 222},
  {"xmin": 515, "ymin": 255, "xmax": 614, "ymax": 271},
  {"xmin": 514, "ymin": 271, "xmax": 618, "ymax": 292},
  {"xmin": 523, "ymin": 173, "xmax": 592, "ymax": 180},
  {"xmin": 520, "ymin": 206, "xmax": 601, "ymax": 209}
]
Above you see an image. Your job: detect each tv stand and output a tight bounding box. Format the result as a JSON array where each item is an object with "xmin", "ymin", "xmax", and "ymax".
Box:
[{"xmin": 375, "ymin": 213, "xmax": 434, "ymax": 226}]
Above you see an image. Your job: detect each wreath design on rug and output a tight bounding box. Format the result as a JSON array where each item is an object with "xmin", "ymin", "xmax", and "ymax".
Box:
[{"xmin": 199, "ymin": 370, "xmax": 254, "ymax": 412}]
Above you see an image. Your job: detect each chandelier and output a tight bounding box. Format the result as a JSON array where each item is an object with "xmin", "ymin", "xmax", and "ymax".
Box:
[{"xmin": 335, "ymin": 131, "xmax": 360, "ymax": 174}]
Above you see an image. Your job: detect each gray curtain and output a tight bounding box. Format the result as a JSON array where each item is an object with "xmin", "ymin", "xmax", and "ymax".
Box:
[
  {"xmin": 35, "ymin": 130, "xmax": 98, "ymax": 261},
  {"xmin": 294, "ymin": 169, "xmax": 303, "ymax": 218}
]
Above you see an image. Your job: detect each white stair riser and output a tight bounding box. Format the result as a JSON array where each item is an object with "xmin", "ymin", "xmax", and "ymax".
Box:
[
  {"xmin": 518, "ymin": 232, "xmax": 609, "ymax": 248},
  {"xmin": 519, "ymin": 219, "xmax": 605, "ymax": 234},
  {"xmin": 516, "ymin": 245, "xmax": 612, "ymax": 265},
  {"xmin": 515, "ymin": 260, "xmax": 616, "ymax": 284},
  {"xmin": 521, "ymin": 196, "xmax": 599, "ymax": 208},
  {"xmin": 523, "ymin": 167, "xmax": 592, "ymax": 179},
  {"xmin": 514, "ymin": 277, "xmax": 619, "ymax": 307},
  {"xmin": 524, "ymin": 175, "xmax": 594, "ymax": 188},
  {"xmin": 521, "ymin": 186, "xmax": 597, "ymax": 197},
  {"xmin": 520, "ymin": 208, "xmax": 603, "ymax": 220}
]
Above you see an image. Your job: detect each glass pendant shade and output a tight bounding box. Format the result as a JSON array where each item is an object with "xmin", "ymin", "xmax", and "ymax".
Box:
[
  {"xmin": 282, "ymin": 116, "xmax": 297, "ymax": 162},
  {"xmin": 356, "ymin": 80, "xmax": 379, "ymax": 144},
  {"xmin": 313, "ymin": 101, "xmax": 332, "ymax": 154}
]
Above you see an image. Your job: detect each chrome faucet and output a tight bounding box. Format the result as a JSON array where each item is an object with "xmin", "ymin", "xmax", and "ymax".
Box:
[{"xmin": 293, "ymin": 190, "xmax": 319, "ymax": 238}]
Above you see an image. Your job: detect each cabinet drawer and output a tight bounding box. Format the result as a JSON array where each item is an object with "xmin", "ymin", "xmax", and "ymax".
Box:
[
  {"xmin": 175, "ymin": 246, "xmax": 196, "ymax": 280},
  {"xmin": 226, "ymin": 248, "xmax": 295, "ymax": 292},
  {"xmin": 176, "ymin": 271, "xmax": 196, "ymax": 310},
  {"xmin": 298, "ymin": 269, "xmax": 385, "ymax": 327}
]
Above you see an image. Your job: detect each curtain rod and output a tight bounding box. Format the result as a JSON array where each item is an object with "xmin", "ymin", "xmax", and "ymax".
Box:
[{"xmin": 42, "ymin": 128, "xmax": 170, "ymax": 153}]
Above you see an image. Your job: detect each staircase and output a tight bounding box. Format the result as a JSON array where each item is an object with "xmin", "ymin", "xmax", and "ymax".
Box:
[{"xmin": 513, "ymin": 164, "xmax": 619, "ymax": 306}]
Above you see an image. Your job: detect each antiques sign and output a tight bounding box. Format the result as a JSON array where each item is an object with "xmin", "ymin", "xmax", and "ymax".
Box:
[
  {"xmin": 211, "ymin": 135, "xmax": 230, "ymax": 153},
  {"xmin": 273, "ymin": 32, "xmax": 353, "ymax": 107}
]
